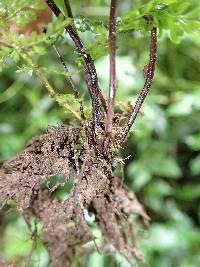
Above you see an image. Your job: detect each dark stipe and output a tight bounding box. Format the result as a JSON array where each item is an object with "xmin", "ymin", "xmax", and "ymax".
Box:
[
  {"xmin": 46, "ymin": 0, "xmax": 101, "ymax": 135},
  {"xmin": 122, "ymin": 27, "xmax": 157, "ymax": 140}
]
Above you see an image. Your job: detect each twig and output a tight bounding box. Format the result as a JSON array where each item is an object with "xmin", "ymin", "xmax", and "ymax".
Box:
[
  {"xmin": 122, "ymin": 26, "xmax": 157, "ymax": 139},
  {"xmin": 64, "ymin": 0, "xmax": 73, "ymax": 18},
  {"xmin": 105, "ymin": 0, "xmax": 117, "ymax": 139},
  {"xmin": 45, "ymin": 0, "xmax": 101, "ymax": 135},
  {"xmin": 52, "ymin": 43, "xmax": 85, "ymax": 119}
]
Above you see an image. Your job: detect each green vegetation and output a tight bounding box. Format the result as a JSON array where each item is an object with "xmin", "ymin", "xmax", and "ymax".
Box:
[{"xmin": 0, "ymin": 0, "xmax": 200, "ymax": 266}]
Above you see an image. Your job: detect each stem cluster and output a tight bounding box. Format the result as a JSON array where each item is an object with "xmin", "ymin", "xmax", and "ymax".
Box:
[{"xmin": 35, "ymin": 1, "xmax": 158, "ymax": 146}]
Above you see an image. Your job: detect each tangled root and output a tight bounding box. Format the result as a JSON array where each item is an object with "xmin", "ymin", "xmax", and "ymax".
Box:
[{"xmin": 0, "ymin": 123, "xmax": 149, "ymax": 267}]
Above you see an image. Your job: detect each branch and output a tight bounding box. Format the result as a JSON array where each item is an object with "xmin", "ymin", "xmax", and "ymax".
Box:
[
  {"xmin": 122, "ymin": 26, "xmax": 157, "ymax": 139},
  {"xmin": 105, "ymin": 0, "xmax": 117, "ymax": 138},
  {"xmin": 45, "ymin": 0, "xmax": 101, "ymax": 135},
  {"xmin": 52, "ymin": 43, "xmax": 85, "ymax": 119}
]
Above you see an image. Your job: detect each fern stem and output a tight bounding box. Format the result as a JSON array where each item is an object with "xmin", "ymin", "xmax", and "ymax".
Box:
[
  {"xmin": 105, "ymin": 0, "xmax": 117, "ymax": 139},
  {"xmin": 45, "ymin": 0, "xmax": 101, "ymax": 135},
  {"xmin": 64, "ymin": 0, "xmax": 73, "ymax": 18},
  {"xmin": 122, "ymin": 26, "xmax": 157, "ymax": 139}
]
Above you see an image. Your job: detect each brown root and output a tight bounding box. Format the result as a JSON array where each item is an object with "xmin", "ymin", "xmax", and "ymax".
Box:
[{"xmin": 0, "ymin": 122, "xmax": 149, "ymax": 266}]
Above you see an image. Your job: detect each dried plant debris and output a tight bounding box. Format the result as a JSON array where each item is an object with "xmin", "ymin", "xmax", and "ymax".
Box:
[{"xmin": 0, "ymin": 123, "xmax": 150, "ymax": 267}]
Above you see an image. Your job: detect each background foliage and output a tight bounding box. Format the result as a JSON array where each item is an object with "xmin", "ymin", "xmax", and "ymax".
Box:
[{"xmin": 0, "ymin": 0, "xmax": 200, "ymax": 266}]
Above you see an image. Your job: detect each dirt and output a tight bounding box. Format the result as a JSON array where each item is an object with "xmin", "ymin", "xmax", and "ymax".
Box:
[{"xmin": 0, "ymin": 122, "xmax": 149, "ymax": 267}]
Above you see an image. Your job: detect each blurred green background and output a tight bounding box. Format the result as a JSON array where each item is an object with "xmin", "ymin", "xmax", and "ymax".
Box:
[{"xmin": 0, "ymin": 0, "xmax": 200, "ymax": 266}]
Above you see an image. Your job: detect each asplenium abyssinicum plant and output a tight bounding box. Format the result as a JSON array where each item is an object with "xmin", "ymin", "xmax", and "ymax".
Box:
[{"xmin": 0, "ymin": 0, "xmax": 199, "ymax": 266}]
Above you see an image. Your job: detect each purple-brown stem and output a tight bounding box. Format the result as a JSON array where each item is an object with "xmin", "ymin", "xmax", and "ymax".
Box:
[
  {"xmin": 105, "ymin": 0, "xmax": 117, "ymax": 138},
  {"xmin": 45, "ymin": 0, "xmax": 101, "ymax": 135},
  {"xmin": 122, "ymin": 26, "xmax": 157, "ymax": 139},
  {"xmin": 63, "ymin": 0, "xmax": 108, "ymax": 115}
]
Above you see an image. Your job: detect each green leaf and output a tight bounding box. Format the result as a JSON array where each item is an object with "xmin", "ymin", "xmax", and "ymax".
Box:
[
  {"xmin": 33, "ymin": 46, "xmax": 46, "ymax": 56},
  {"xmin": 16, "ymin": 64, "xmax": 33, "ymax": 76},
  {"xmin": 56, "ymin": 93, "xmax": 82, "ymax": 110},
  {"xmin": 177, "ymin": 184, "xmax": 200, "ymax": 201},
  {"xmin": 149, "ymin": 156, "xmax": 181, "ymax": 178},
  {"xmin": 167, "ymin": 94, "xmax": 198, "ymax": 116},
  {"xmin": 186, "ymin": 134, "xmax": 200, "ymax": 151},
  {"xmin": 190, "ymin": 155, "xmax": 200, "ymax": 176},
  {"xmin": 127, "ymin": 161, "xmax": 152, "ymax": 192},
  {"xmin": 9, "ymin": 51, "xmax": 20, "ymax": 63}
]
